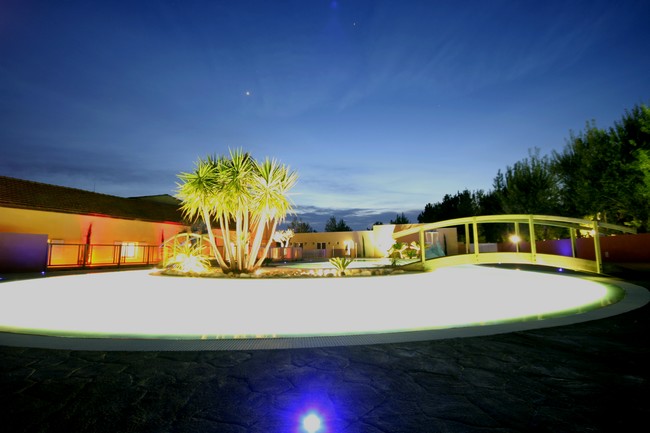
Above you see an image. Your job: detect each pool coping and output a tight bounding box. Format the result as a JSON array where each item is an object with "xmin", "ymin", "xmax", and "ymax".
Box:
[{"xmin": 0, "ymin": 278, "xmax": 647, "ymax": 352}]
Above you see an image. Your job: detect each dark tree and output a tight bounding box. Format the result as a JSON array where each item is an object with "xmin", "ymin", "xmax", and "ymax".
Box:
[
  {"xmin": 495, "ymin": 148, "xmax": 561, "ymax": 215},
  {"xmin": 552, "ymin": 103, "xmax": 650, "ymax": 230},
  {"xmin": 367, "ymin": 221, "xmax": 383, "ymax": 230},
  {"xmin": 417, "ymin": 189, "xmax": 481, "ymax": 223},
  {"xmin": 416, "ymin": 188, "xmax": 512, "ymax": 242},
  {"xmin": 390, "ymin": 213, "xmax": 410, "ymax": 224},
  {"xmin": 288, "ymin": 217, "xmax": 316, "ymax": 233},
  {"xmin": 476, "ymin": 189, "xmax": 506, "ymax": 242},
  {"xmin": 324, "ymin": 217, "xmax": 352, "ymax": 232}
]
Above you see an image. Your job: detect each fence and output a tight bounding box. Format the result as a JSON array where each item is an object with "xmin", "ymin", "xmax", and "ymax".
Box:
[
  {"xmin": 47, "ymin": 243, "xmax": 163, "ymax": 269},
  {"xmin": 394, "ymin": 214, "xmax": 637, "ymax": 274}
]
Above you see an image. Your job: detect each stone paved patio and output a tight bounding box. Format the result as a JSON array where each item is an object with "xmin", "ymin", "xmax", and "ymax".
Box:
[{"xmin": 0, "ymin": 270, "xmax": 648, "ymax": 433}]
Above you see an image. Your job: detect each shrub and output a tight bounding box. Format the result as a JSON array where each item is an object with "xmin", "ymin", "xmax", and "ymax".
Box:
[
  {"xmin": 163, "ymin": 242, "xmax": 211, "ymax": 274},
  {"xmin": 329, "ymin": 257, "xmax": 354, "ymax": 274}
]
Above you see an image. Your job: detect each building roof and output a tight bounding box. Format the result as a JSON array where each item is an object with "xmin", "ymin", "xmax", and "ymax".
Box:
[{"xmin": 0, "ymin": 176, "xmax": 185, "ymax": 224}]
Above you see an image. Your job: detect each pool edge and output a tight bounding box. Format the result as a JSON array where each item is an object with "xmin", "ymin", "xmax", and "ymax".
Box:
[{"xmin": 1, "ymin": 278, "xmax": 647, "ymax": 352}]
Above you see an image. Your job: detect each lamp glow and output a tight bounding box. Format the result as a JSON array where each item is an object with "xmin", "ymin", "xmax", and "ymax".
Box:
[
  {"xmin": 509, "ymin": 234, "xmax": 521, "ymax": 243},
  {"xmin": 302, "ymin": 413, "xmax": 322, "ymax": 433}
]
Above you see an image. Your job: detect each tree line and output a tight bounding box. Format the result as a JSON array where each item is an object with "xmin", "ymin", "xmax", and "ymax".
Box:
[
  {"xmin": 288, "ymin": 213, "xmax": 412, "ymax": 233},
  {"xmin": 293, "ymin": 103, "xmax": 649, "ymax": 235},
  {"xmin": 417, "ymin": 103, "xmax": 650, "ymax": 238}
]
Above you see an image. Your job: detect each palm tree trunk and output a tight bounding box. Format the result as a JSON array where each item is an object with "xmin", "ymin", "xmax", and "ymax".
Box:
[
  {"xmin": 242, "ymin": 209, "xmax": 250, "ymax": 271},
  {"xmin": 247, "ymin": 217, "xmax": 267, "ymax": 269},
  {"xmin": 255, "ymin": 218, "xmax": 278, "ymax": 268},
  {"xmin": 235, "ymin": 211, "xmax": 244, "ymax": 271},
  {"xmin": 202, "ymin": 207, "xmax": 228, "ymax": 269},
  {"xmin": 220, "ymin": 214, "xmax": 232, "ymax": 268}
]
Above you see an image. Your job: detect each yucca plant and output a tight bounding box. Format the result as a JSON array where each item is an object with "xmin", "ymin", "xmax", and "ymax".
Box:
[
  {"xmin": 163, "ymin": 242, "xmax": 211, "ymax": 274},
  {"xmin": 404, "ymin": 241, "xmax": 421, "ymax": 259},
  {"xmin": 176, "ymin": 148, "xmax": 298, "ymax": 273},
  {"xmin": 329, "ymin": 257, "xmax": 354, "ymax": 275}
]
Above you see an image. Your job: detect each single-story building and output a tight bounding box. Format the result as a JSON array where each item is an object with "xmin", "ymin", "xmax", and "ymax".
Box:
[
  {"xmin": 0, "ymin": 175, "xmax": 459, "ymax": 271},
  {"xmin": 289, "ymin": 224, "xmax": 458, "ymax": 260},
  {"xmin": 0, "ymin": 175, "xmax": 189, "ymax": 272}
]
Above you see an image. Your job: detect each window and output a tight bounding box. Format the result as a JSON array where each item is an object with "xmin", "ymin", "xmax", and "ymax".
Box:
[
  {"xmin": 117, "ymin": 241, "xmax": 138, "ymax": 258},
  {"xmin": 316, "ymin": 242, "xmax": 326, "ymax": 249}
]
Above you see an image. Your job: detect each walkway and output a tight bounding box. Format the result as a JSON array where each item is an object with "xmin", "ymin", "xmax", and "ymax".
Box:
[
  {"xmin": 1, "ymin": 268, "xmax": 648, "ymax": 432},
  {"xmin": 395, "ymin": 214, "xmax": 637, "ymax": 274}
]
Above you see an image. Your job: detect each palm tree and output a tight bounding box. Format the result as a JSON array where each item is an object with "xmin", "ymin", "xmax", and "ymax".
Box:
[
  {"xmin": 247, "ymin": 157, "xmax": 298, "ymax": 269},
  {"xmin": 175, "ymin": 149, "xmax": 297, "ymax": 273},
  {"xmin": 218, "ymin": 149, "xmax": 254, "ymax": 271},
  {"xmin": 175, "ymin": 155, "xmax": 228, "ymax": 270}
]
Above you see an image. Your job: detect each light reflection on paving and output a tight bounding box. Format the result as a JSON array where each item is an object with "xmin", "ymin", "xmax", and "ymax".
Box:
[{"xmin": 0, "ymin": 265, "xmax": 619, "ymax": 340}]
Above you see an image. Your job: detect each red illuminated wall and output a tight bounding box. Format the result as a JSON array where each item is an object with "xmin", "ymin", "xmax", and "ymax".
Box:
[{"xmin": 497, "ymin": 233, "xmax": 650, "ymax": 263}]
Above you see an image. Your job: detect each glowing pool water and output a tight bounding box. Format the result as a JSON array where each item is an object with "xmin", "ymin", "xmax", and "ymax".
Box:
[{"xmin": 0, "ymin": 265, "xmax": 646, "ymax": 350}]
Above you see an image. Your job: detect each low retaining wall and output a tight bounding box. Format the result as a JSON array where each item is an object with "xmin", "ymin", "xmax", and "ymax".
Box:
[{"xmin": 497, "ymin": 233, "xmax": 650, "ymax": 263}]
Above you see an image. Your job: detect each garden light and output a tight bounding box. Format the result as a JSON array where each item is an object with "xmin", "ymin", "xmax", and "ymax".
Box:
[{"xmin": 302, "ymin": 413, "xmax": 322, "ymax": 433}]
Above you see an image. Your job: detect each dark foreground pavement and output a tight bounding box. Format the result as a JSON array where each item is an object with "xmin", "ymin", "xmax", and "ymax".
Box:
[{"xmin": 1, "ymin": 271, "xmax": 648, "ymax": 433}]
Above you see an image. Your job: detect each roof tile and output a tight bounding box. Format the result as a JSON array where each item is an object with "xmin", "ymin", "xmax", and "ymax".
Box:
[{"xmin": 0, "ymin": 176, "xmax": 185, "ymax": 224}]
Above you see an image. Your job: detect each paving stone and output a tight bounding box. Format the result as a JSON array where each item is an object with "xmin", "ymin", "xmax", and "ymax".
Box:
[
  {"xmin": 0, "ymin": 276, "xmax": 648, "ymax": 433},
  {"xmin": 328, "ymin": 381, "xmax": 386, "ymax": 420},
  {"xmin": 246, "ymin": 373, "xmax": 294, "ymax": 395}
]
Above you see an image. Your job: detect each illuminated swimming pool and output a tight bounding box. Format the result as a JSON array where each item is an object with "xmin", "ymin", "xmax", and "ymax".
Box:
[{"xmin": 0, "ymin": 265, "xmax": 646, "ymax": 351}]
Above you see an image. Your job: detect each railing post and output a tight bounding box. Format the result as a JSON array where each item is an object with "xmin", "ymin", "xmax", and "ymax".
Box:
[
  {"xmin": 528, "ymin": 215, "xmax": 537, "ymax": 263},
  {"xmin": 472, "ymin": 217, "xmax": 480, "ymax": 261},
  {"xmin": 570, "ymin": 228, "xmax": 577, "ymax": 258},
  {"xmin": 514, "ymin": 222, "xmax": 520, "ymax": 253},
  {"xmin": 80, "ymin": 244, "xmax": 86, "ymax": 268},
  {"xmin": 464, "ymin": 223, "xmax": 470, "ymax": 254},
  {"xmin": 592, "ymin": 221, "xmax": 602, "ymax": 274},
  {"xmin": 419, "ymin": 228, "xmax": 426, "ymax": 265}
]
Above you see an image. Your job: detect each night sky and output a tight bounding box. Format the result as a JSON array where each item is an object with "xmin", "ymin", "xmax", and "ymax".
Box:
[{"xmin": 1, "ymin": 0, "xmax": 649, "ymax": 230}]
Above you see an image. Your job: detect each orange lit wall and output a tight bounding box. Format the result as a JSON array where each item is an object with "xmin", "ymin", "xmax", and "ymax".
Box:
[{"xmin": 0, "ymin": 206, "xmax": 188, "ymax": 267}]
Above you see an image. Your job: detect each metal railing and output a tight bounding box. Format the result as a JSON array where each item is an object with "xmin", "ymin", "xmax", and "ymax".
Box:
[
  {"xmin": 47, "ymin": 243, "xmax": 163, "ymax": 269},
  {"xmin": 394, "ymin": 214, "xmax": 637, "ymax": 274}
]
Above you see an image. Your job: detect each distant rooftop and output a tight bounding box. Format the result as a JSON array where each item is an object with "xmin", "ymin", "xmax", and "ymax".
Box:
[{"xmin": 0, "ymin": 176, "xmax": 185, "ymax": 224}]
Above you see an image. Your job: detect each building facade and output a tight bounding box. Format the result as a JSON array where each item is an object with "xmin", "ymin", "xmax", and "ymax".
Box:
[
  {"xmin": 0, "ymin": 176, "xmax": 189, "ymax": 271},
  {"xmin": 290, "ymin": 224, "xmax": 458, "ymax": 260},
  {"xmin": 1, "ymin": 176, "xmax": 461, "ymax": 271}
]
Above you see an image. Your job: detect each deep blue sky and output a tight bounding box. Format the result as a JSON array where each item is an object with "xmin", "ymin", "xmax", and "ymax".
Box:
[{"xmin": 1, "ymin": 0, "xmax": 649, "ymax": 230}]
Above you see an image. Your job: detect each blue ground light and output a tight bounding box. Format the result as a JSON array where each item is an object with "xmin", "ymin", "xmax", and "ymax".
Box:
[{"xmin": 302, "ymin": 412, "xmax": 323, "ymax": 433}]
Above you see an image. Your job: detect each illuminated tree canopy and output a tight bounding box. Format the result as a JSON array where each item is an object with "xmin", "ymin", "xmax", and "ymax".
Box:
[{"xmin": 176, "ymin": 148, "xmax": 297, "ymax": 273}]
